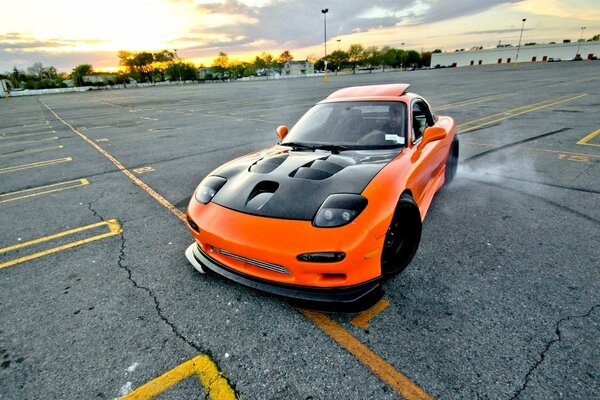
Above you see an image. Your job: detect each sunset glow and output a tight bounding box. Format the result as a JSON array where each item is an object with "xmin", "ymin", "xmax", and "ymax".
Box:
[{"xmin": 1, "ymin": 0, "xmax": 598, "ymax": 72}]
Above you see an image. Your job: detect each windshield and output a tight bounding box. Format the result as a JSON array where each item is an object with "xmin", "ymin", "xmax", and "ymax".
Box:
[{"xmin": 282, "ymin": 101, "xmax": 407, "ymax": 150}]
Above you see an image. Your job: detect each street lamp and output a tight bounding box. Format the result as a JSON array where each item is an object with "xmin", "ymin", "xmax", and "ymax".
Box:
[
  {"xmin": 337, "ymin": 39, "xmax": 341, "ymax": 51},
  {"xmin": 576, "ymin": 26, "xmax": 586, "ymax": 59},
  {"xmin": 515, "ymin": 18, "xmax": 526, "ymax": 63},
  {"xmin": 321, "ymin": 9, "xmax": 329, "ymax": 58}
]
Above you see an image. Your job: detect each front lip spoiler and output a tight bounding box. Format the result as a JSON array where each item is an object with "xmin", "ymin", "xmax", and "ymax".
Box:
[{"xmin": 186, "ymin": 243, "xmax": 382, "ymax": 304}]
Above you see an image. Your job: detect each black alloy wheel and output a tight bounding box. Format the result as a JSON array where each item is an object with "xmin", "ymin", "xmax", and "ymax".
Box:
[
  {"xmin": 445, "ymin": 137, "xmax": 459, "ymax": 184},
  {"xmin": 381, "ymin": 193, "xmax": 422, "ymax": 277}
]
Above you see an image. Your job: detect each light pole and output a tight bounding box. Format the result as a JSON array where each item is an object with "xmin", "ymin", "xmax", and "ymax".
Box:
[
  {"xmin": 515, "ymin": 18, "xmax": 526, "ymax": 63},
  {"xmin": 336, "ymin": 39, "xmax": 341, "ymax": 51},
  {"xmin": 576, "ymin": 26, "xmax": 586, "ymax": 59},
  {"xmin": 321, "ymin": 9, "xmax": 329, "ymax": 58},
  {"xmin": 321, "ymin": 8, "xmax": 329, "ymax": 81}
]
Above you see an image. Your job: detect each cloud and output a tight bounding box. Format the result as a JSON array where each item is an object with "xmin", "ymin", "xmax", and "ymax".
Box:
[{"xmin": 178, "ymin": 0, "xmax": 522, "ymax": 53}]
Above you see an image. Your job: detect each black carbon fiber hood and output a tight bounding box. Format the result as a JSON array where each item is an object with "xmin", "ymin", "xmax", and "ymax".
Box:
[{"xmin": 210, "ymin": 145, "xmax": 401, "ymax": 220}]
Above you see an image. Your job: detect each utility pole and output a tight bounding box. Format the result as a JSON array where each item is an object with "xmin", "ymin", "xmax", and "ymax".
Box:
[{"xmin": 515, "ymin": 18, "xmax": 526, "ymax": 64}]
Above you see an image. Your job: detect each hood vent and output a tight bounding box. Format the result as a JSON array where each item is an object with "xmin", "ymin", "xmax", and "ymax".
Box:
[
  {"xmin": 289, "ymin": 155, "xmax": 355, "ymax": 180},
  {"xmin": 246, "ymin": 181, "xmax": 279, "ymax": 210},
  {"xmin": 249, "ymin": 154, "xmax": 288, "ymax": 174}
]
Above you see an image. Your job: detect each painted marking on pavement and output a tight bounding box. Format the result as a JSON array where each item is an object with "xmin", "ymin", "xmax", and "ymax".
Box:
[
  {"xmin": 39, "ymin": 99, "xmax": 186, "ymax": 222},
  {"xmin": 0, "ymin": 131, "xmax": 57, "ymax": 140},
  {"xmin": 0, "ymin": 144, "xmax": 64, "ymax": 158},
  {"xmin": 463, "ymin": 141, "xmax": 600, "ymax": 161},
  {"xmin": 459, "ymin": 93, "xmax": 588, "ymax": 133},
  {"xmin": 0, "ymin": 178, "xmax": 89, "ymax": 204},
  {"xmin": 437, "ymin": 92, "xmax": 516, "ymax": 110},
  {"xmin": 119, "ymin": 355, "xmax": 236, "ymax": 400},
  {"xmin": 301, "ymin": 310, "xmax": 434, "ymax": 400},
  {"xmin": 0, "ymin": 157, "xmax": 72, "ymax": 174},
  {"xmin": 133, "ymin": 166, "xmax": 154, "ymax": 174},
  {"xmin": 0, "ymin": 136, "xmax": 59, "ymax": 148},
  {"xmin": 350, "ymin": 299, "xmax": 390, "ymax": 329},
  {"xmin": 577, "ymin": 128, "xmax": 600, "ymax": 147},
  {"xmin": 0, "ymin": 219, "xmax": 122, "ymax": 269}
]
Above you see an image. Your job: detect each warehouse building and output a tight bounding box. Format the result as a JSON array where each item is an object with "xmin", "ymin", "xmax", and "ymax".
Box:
[{"xmin": 431, "ymin": 41, "xmax": 600, "ymax": 67}]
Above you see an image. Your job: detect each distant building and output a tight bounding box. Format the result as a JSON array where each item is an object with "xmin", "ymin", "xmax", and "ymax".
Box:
[
  {"xmin": 431, "ymin": 41, "xmax": 600, "ymax": 67},
  {"xmin": 283, "ymin": 61, "xmax": 315, "ymax": 75}
]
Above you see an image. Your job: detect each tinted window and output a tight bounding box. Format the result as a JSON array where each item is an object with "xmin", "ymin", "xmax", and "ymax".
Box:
[
  {"xmin": 411, "ymin": 100, "xmax": 434, "ymax": 144},
  {"xmin": 283, "ymin": 101, "xmax": 407, "ymax": 149}
]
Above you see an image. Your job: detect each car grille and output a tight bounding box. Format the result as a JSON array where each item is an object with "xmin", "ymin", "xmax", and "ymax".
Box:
[{"xmin": 211, "ymin": 247, "xmax": 291, "ymax": 275}]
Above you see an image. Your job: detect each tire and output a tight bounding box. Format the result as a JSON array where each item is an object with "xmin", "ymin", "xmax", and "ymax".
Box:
[
  {"xmin": 380, "ymin": 193, "xmax": 422, "ymax": 277},
  {"xmin": 445, "ymin": 137, "xmax": 459, "ymax": 184}
]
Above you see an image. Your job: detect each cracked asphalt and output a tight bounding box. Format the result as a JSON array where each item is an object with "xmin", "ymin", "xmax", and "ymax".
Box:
[{"xmin": 1, "ymin": 61, "xmax": 599, "ymax": 399}]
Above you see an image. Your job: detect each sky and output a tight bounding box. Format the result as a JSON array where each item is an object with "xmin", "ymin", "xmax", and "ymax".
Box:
[{"xmin": 1, "ymin": 0, "xmax": 599, "ymax": 73}]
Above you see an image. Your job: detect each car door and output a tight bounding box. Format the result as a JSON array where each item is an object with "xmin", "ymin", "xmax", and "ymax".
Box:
[{"xmin": 407, "ymin": 99, "xmax": 448, "ymax": 209}]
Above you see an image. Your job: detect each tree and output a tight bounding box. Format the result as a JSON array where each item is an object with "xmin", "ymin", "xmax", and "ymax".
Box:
[
  {"xmin": 590, "ymin": 34, "xmax": 599, "ymax": 41},
  {"xmin": 71, "ymin": 64, "xmax": 93, "ymax": 86},
  {"xmin": 325, "ymin": 50, "xmax": 349, "ymax": 71},
  {"xmin": 211, "ymin": 52, "xmax": 230, "ymax": 75},
  {"xmin": 363, "ymin": 46, "xmax": 382, "ymax": 71},
  {"xmin": 165, "ymin": 61, "xmax": 199, "ymax": 81},
  {"xmin": 405, "ymin": 50, "xmax": 421, "ymax": 67},
  {"xmin": 27, "ymin": 62, "xmax": 44, "ymax": 79},
  {"xmin": 380, "ymin": 46, "xmax": 396, "ymax": 70},
  {"xmin": 277, "ymin": 50, "xmax": 294, "ymax": 64},
  {"xmin": 348, "ymin": 44, "xmax": 365, "ymax": 73}
]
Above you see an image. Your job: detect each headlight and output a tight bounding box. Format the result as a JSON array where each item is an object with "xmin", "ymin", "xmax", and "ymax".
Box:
[
  {"xmin": 313, "ymin": 194, "xmax": 368, "ymax": 227},
  {"xmin": 194, "ymin": 176, "xmax": 227, "ymax": 204}
]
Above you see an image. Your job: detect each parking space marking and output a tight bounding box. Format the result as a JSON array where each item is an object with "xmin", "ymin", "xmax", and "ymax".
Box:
[
  {"xmin": 463, "ymin": 141, "xmax": 600, "ymax": 161},
  {"xmin": 120, "ymin": 355, "xmax": 236, "ymax": 400},
  {"xmin": 0, "ymin": 157, "xmax": 72, "ymax": 174},
  {"xmin": 459, "ymin": 93, "xmax": 588, "ymax": 133},
  {"xmin": 133, "ymin": 166, "xmax": 154, "ymax": 174},
  {"xmin": 40, "ymin": 99, "xmax": 186, "ymax": 222},
  {"xmin": 0, "ymin": 145, "xmax": 64, "ymax": 158},
  {"xmin": 301, "ymin": 310, "xmax": 434, "ymax": 400},
  {"xmin": 0, "ymin": 219, "xmax": 121, "ymax": 269},
  {"xmin": 41, "ymin": 99, "xmax": 434, "ymax": 399},
  {"xmin": 0, "ymin": 131, "xmax": 57, "ymax": 140},
  {"xmin": 437, "ymin": 92, "xmax": 516, "ymax": 110},
  {"xmin": 0, "ymin": 178, "xmax": 89, "ymax": 204},
  {"xmin": 350, "ymin": 299, "xmax": 390, "ymax": 329},
  {"xmin": 0, "ymin": 136, "xmax": 59, "ymax": 148},
  {"xmin": 577, "ymin": 128, "xmax": 600, "ymax": 147}
]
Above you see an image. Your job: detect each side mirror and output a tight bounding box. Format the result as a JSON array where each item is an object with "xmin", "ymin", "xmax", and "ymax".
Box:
[
  {"xmin": 419, "ymin": 126, "xmax": 446, "ymax": 148},
  {"xmin": 276, "ymin": 125, "xmax": 288, "ymax": 141}
]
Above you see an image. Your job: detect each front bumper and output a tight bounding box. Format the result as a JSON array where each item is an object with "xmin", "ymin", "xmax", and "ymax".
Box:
[{"xmin": 186, "ymin": 242, "xmax": 382, "ymax": 304}]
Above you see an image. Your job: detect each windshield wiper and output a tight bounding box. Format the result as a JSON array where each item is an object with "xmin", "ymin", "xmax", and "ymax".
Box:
[
  {"xmin": 282, "ymin": 142, "xmax": 350, "ymax": 154},
  {"xmin": 312, "ymin": 144, "xmax": 350, "ymax": 154},
  {"xmin": 281, "ymin": 142, "xmax": 315, "ymax": 151}
]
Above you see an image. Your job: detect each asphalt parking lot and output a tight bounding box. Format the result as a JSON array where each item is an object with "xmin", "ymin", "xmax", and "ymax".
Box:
[{"xmin": 1, "ymin": 61, "xmax": 599, "ymax": 399}]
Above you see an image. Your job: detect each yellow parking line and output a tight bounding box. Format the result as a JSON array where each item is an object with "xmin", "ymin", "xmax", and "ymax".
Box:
[
  {"xmin": 0, "ymin": 136, "xmax": 59, "ymax": 148},
  {"xmin": 0, "ymin": 131, "xmax": 57, "ymax": 140},
  {"xmin": 0, "ymin": 144, "xmax": 64, "ymax": 158},
  {"xmin": 437, "ymin": 92, "xmax": 516, "ymax": 110},
  {"xmin": 520, "ymin": 146, "xmax": 600, "ymax": 159},
  {"xmin": 39, "ymin": 99, "xmax": 186, "ymax": 222},
  {"xmin": 459, "ymin": 93, "xmax": 588, "ymax": 133},
  {"xmin": 350, "ymin": 299, "xmax": 390, "ymax": 328},
  {"xmin": 301, "ymin": 310, "xmax": 433, "ymax": 400},
  {"xmin": 0, "ymin": 219, "xmax": 121, "ymax": 269},
  {"xmin": 577, "ymin": 128, "xmax": 600, "ymax": 147},
  {"xmin": 0, "ymin": 157, "xmax": 72, "ymax": 174},
  {"xmin": 120, "ymin": 355, "xmax": 236, "ymax": 400},
  {"xmin": 0, "ymin": 178, "xmax": 89, "ymax": 204}
]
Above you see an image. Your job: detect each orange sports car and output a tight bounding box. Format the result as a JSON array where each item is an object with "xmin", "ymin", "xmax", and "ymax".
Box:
[{"xmin": 185, "ymin": 83, "xmax": 458, "ymax": 303}]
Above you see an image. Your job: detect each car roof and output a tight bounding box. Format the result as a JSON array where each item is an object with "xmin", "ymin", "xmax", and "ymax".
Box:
[{"xmin": 324, "ymin": 83, "xmax": 411, "ymax": 100}]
